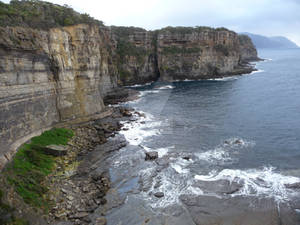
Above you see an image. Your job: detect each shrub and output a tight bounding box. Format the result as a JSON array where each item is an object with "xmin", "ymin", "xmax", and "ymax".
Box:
[
  {"xmin": 0, "ymin": 0, "xmax": 103, "ymax": 29},
  {"xmin": 214, "ymin": 44, "xmax": 229, "ymax": 56}
]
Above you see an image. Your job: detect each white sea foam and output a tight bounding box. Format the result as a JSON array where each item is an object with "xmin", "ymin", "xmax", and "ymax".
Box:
[
  {"xmin": 170, "ymin": 157, "xmax": 192, "ymax": 174},
  {"xmin": 155, "ymin": 85, "xmax": 174, "ymax": 90},
  {"xmin": 251, "ymin": 69, "xmax": 264, "ymax": 74},
  {"xmin": 119, "ymin": 111, "xmax": 161, "ymax": 146},
  {"xmin": 208, "ymin": 76, "xmax": 238, "ymax": 81},
  {"xmin": 125, "ymin": 81, "xmax": 154, "ymax": 88},
  {"xmin": 195, "ymin": 167, "xmax": 300, "ymax": 202},
  {"xmin": 138, "ymin": 90, "xmax": 160, "ymax": 98},
  {"xmin": 140, "ymin": 167, "xmax": 195, "ymax": 208},
  {"xmin": 196, "ymin": 147, "xmax": 232, "ymax": 163},
  {"xmin": 195, "ymin": 138, "xmax": 255, "ymax": 164},
  {"xmin": 141, "ymin": 145, "xmax": 172, "ymax": 158}
]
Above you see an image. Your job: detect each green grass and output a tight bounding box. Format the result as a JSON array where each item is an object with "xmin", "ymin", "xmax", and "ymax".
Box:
[{"xmin": 6, "ymin": 128, "xmax": 73, "ymax": 211}]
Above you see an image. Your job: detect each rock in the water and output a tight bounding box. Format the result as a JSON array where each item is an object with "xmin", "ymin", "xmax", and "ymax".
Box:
[
  {"xmin": 182, "ymin": 156, "xmax": 191, "ymax": 161},
  {"xmin": 95, "ymin": 217, "xmax": 107, "ymax": 225},
  {"xmin": 179, "ymin": 195, "xmax": 299, "ymax": 225},
  {"xmin": 145, "ymin": 151, "xmax": 158, "ymax": 161},
  {"xmin": 154, "ymin": 192, "xmax": 164, "ymax": 198},
  {"xmin": 234, "ymin": 139, "xmax": 243, "ymax": 144},
  {"xmin": 285, "ymin": 182, "xmax": 300, "ymax": 189},
  {"xmin": 192, "ymin": 179, "xmax": 242, "ymax": 195}
]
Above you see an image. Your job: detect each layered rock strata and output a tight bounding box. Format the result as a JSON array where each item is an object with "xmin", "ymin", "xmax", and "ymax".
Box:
[
  {"xmin": 0, "ymin": 24, "xmax": 118, "ymax": 169},
  {"xmin": 111, "ymin": 26, "xmax": 259, "ymax": 84}
]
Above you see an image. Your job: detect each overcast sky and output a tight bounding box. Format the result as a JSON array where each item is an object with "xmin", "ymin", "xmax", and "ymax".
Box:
[{"xmin": 2, "ymin": 0, "xmax": 300, "ymax": 45}]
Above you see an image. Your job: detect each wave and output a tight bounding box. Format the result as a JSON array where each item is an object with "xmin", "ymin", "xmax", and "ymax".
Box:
[
  {"xmin": 141, "ymin": 145, "xmax": 172, "ymax": 158},
  {"xmin": 125, "ymin": 81, "xmax": 154, "ymax": 88},
  {"xmin": 195, "ymin": 138, "xmax": 255, "ymax": 164},
  {"xmin": 195, "ymin": 167, "xmax": 300, "ymax": 202},
  {"xmin": 251, "ymin": 69, "xmax": 264, "ymax": 74},
  {"xmin": 119, "ymin": 111, "xmax": 161, "ymax": 146},
  {"xmin": 138, "ymin": 90, "xmax": 160, "ymax": 98},
  {"xmin": 170, "ymin": 157, "xmax": 193, "ymax": 174},
  {"xmin": 207, "ymin": 76, "xmax": 238, "ymax": 81},
  {"xmin": 155, "ymin": 85, "xmax": 174, "ymax": 90}
]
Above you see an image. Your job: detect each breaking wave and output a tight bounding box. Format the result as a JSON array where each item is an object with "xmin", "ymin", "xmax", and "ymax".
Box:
[{"xmin": 195, "ymin": 167, "xmax": 300, "ymax": 202}]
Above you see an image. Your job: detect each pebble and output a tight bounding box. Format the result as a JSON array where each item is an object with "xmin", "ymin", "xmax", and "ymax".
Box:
[
  {"xmin": 154, "ymin": 192, "xmax": 164, "ymax": 198},
  {"xmin": 95, "ymin": 217, "xmax": 107, "ymax": 225},
  {"xmin": 67, "ymin": 195, "xmax": 74, "ymax": 201}
]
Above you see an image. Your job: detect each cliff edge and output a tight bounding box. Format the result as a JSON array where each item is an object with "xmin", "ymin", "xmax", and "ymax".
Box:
[
  {"xmin": 0, "ymin": 0, "xmax": 259, "ymax": 169},
  {"xmin": 111, "ymin": 26, "xmax": 259, "ymax": 84}
]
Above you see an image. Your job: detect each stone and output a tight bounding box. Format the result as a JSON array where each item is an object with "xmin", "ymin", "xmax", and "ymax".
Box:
[
  {"xmin": 31, "ymin": 144, "xmax": 68, "ymax": 157},
  {"xmin": 285, "ymin": 182, "xmax": 300, "ymax": 189},
  {"xmin": 234, "ymin": 139, "xmax": 243, "ymax": 144},
  {"xmin": 192, "ymin": 179, "xmax": 242, "ymax": 195},
  {"xmin": 67, "ymin": 195, "xmax": 74, "ymax": 201},
  {"xmin": 69, "ymin": 212, "xmax": 89, "ymax": 219},
  {"xmin": 95, "ymin": 217, "xmax": 107, "ymax": 225},
  {"xmin": 154, "ymin": 192, "xmax": 164, "ymax": 198},
  {"xmin": 182, "ymin": 156, "xmax": 191, "ymax": 161},
  {"xmin": 145, "ymin": 151, "xmax": 158, "ymax": 161}
]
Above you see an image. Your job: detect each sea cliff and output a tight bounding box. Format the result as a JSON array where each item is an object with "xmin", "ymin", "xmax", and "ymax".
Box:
[
  {"xmin": 111, "ymin": 26, "xmax": 259, "ymax": 84},
  {"xmin": 0, "ymin": 1, "xmax": 258, "ymax": 170},
  {"xmin": 0, "ymin": 24, "xmax": 118, "ymax": 169}
]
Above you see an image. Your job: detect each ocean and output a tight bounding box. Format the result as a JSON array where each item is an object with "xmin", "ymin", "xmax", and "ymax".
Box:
[{"xmin": 106, "ymin": 48, "xmax": 300, "ymax": 225}]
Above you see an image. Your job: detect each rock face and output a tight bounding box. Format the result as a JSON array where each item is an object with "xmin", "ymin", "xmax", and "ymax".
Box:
[
  {"xmin": 111, "ymin": 26, "xmax": 259, "ymax": 84},
  {"xmin": 238, "ymin": 34, "xmax": 260, "ymax": 62},
  {"xmin": 157, "ymin": 27, "xmax": 244, "ymax": 81},
  {"xmin": 110, "ymin": 26, "xmax": 159, "ymax": 85},
  {"xmin": 0, "ymin": 24, "xmax": 118, "ymax": 169}
]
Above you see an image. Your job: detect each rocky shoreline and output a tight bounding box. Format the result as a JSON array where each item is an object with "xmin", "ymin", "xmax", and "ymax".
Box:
[{"xmin": 45, "ymin": 106, "xmax": 142, "ymax": 225}]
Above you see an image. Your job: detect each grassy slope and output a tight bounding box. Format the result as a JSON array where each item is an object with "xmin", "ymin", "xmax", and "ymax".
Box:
[{"xmin": 5, "ymin": 128, "xmax": 73, "ymax": 211}]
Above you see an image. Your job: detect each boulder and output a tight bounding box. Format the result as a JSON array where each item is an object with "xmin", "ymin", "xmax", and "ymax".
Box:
[
  {"xmin": 154, "ymin": 192, "xmax": 164, "ymax": 198},
  {"xmin": 95, "ymin": 217, "xmax": 107, "ymax": 225},
  {"xmin": 32, "ymin": 144, "xmax": 68, "ymax": 156},
  {"xmin": 192, "ymin": 179, "xmax": 242, "ymax": 195},
  {"xmin": 285, "ymin": 182, "xmax": 300, "ymax": 189},
  {"xmin": 69, "ymin": 212, "xmax": 89, "ymax": 219},
  {"xmin": 145, "ymin": 151, "xmax": 158, "ymax": 161}
]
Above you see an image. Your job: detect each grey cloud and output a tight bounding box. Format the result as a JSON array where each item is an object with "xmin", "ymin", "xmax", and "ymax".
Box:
[{"xmin": 2, "ymin": 0, "xmax": 299, "ymax": 45}]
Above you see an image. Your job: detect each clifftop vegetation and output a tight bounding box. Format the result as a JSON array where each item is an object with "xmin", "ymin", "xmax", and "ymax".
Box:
[
  {"xmin": 0, "ymin": 0, "xmax": 103, "ymax": 29},
  {"xmin": 159, "ymin": 26, "xmax": 231, "ymax": 34}
]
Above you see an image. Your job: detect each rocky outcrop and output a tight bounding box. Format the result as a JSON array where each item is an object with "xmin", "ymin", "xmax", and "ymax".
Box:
[
  {"xmin": 0, "ymin": 24, "xmax": 118, "ymax": 169},
  {"xmin": 110, "ymin": 26, "xmax": 159, "ymax": 85},
  {"xmin": 157, "ymin": 27, "xmax": 251, "ymax": 81},
  {"xmin": 238, "ymin": 34, "xmax": 260, "ymax": 62},
  {"xmin": 112, "ymin": 26, "xmax": 259, "ymax": 83}
]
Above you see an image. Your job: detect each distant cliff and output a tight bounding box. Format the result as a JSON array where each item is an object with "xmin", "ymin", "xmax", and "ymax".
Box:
[
  {"xmin": 241, "ymin": 32, "xmax": 299, "ymax": 49},
  {"xmin": 0, "ymin": 0, "xmax": 259, "ymax": 169},
  {"xmin": 157, "ymin": 27, "xmax": 258, "ymax": 81},
  {"xmin": 111, "ymin": 26, "xmax": 259, "ymax": 84}
]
